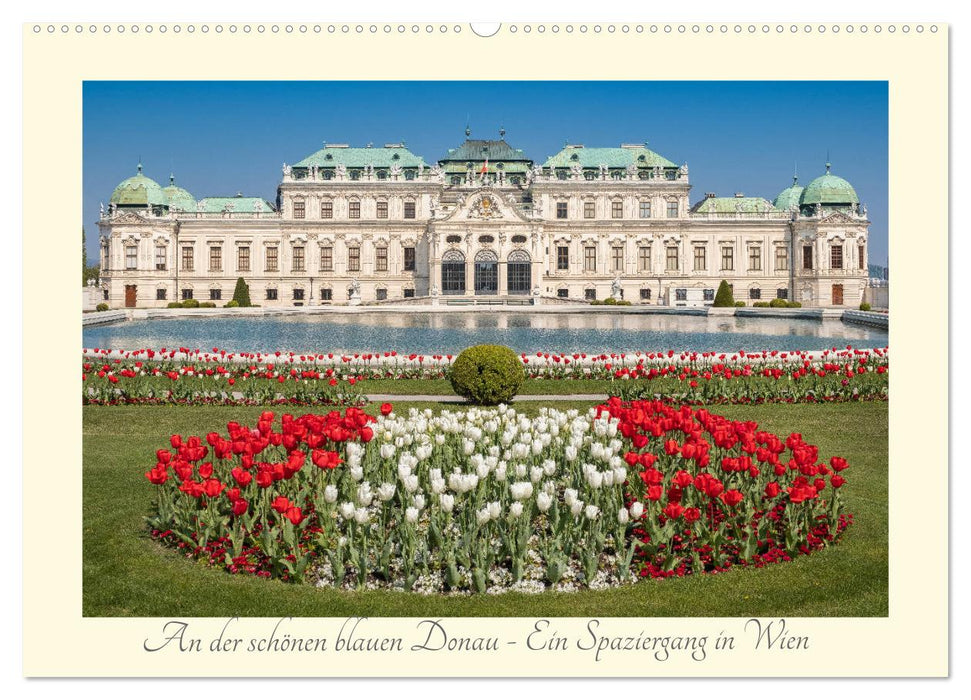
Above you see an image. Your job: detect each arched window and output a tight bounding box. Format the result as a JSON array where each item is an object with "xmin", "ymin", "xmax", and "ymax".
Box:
[
  {"xmin": 507, "ymin": 249, "xmax": 532, "ymax": 295},
  {"xmin": 441, "ymin": 250, "xmax": 466, "ymax": 295},
  {"xmin": 474, "ymin": 250, "xmax": 498, "ymax": 295}
]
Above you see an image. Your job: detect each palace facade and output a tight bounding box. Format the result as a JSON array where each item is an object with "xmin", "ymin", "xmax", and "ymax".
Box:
[{"xmin": 97, "ymin": 129, "xmax": 870, "ymax": 308}]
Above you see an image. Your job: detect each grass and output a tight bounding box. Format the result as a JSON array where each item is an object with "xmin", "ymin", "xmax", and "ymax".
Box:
[
  {"xmin": 357, "ymin": 378, "xmax": 612, "ymax": 395},
  {"xmin": 83, "ymin": 400, "xmax": 887, "ymax": 618}
]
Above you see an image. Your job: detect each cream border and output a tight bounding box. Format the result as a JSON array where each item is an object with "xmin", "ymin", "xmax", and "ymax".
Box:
[{"xmin": 23, "ymin": 23, "xmax": 947, "ymax": 677}]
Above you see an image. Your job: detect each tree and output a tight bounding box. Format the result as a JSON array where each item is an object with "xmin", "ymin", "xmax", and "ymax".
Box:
[
  {"xmin": 232, "ymin": 277, "xmax": 252, "ymax": 307},
  {"xmin": 82, "ymin": 227, "xmax": 88, "ymax": 285},
  {"xmin": 713, "ymin": 280, "xmax": 735, "ymax": 307}
]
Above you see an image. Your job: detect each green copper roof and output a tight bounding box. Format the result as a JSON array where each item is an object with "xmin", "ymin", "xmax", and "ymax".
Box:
[
  {"xmin": 163, "ymin": 175, "xmax": 196, "ymax": 211},
  {"xmin": 690, "ymin": 196, "xmax": 780, "ymax": 214},
  {"xmin": 294, "ymin": 144, "xmax": 426, "ymax": 169},
  {"xmin": 195, "ymin": 196, "xmax": 276, "ymax": 214},
  {"xmin": 110, "ymin": 164, "xmax": 168, "ymax": 207},
  {"xmin": 441, "ymin": 138, "xmax": 532, "ymax": 164},
  {"xmin": 773, "ymin": 176, "xmax": 804, "ymax": 210},
  {"xmin": 543, "ymin": 145, "xmax": 678, "ymax": 169},
  {"xmin": 799, "ymin": 165, "xmax": 859, "ymax": 206}
]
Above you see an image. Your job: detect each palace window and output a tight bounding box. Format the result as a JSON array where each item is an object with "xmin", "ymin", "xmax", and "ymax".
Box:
[
  {"xmin": 748, "ymin": 246, "xmax": 762, "ymax": 271},
  {"xmin": 321, "ymin": 201, "xmax": 333, "ymax": 219},
  {"xmin": 320, "ymin": 246, "xmax": 333, "ymax": 272},
  {"xmin": 210, "ymin": 289, "xmax": 222, "ymax": 301},
  {"xmin": 293, "ymin": 288, "xmax": 304, "ymax": 300},
  {"xmin": 640, "ymin": 288, "xmax": 652, "ymax": 300},
  {"xmin": 266, "ymin": 288, "xmax": 278, "ymax": 300},
  {"xmin": 209, "ymin": 246, "xmax": 222, "ymax": 272},
  {"xmin": 693, "ymin": 246, "xmax": 706, "ymax": 272},
  {"xmin": 376, "ymin": 289, "xmax": 388, "ymax": 301},
  {"xmin": 321, "ymin": 288, "xmax": 332, "ymax": 301},
  {"xmin": 404, "ymin": 247, "xmax": 416, "ymax": 272},
  {"xmin": 611, "ymin": 246, "xmax": 624, "ymax": 273},
  {"xmin": 721, "ymin": 246, "xmax": 734, "ymax": 271},
  {"xmin": 124, "ymin": 245, "xmax": 137, "ymax": 270},
  {"xmin": 777, "ymin": 288, "xmax": 788, "ymax": 300},
  {"xmin": 265, "ymin": 247, "xmax": 279, "ymax": 272},
  {"xmin": 583, "ymin": 246, "xmax": 597, "ymax": 273},
  {"xmin": 181, "ymin": 289, "xmax": 193, "ymax": 300},
  {"xmin": 293, "ymin": 200, "xmax": 305, "ymax": 219},
  {"xmin": 638, "ymin": 246, "xmax": 651, "ymax": 273},
  {"xmin": 155, "ymin": 245, "xmax": 166, "ymax": 271},
  {"xmin": 403, "ymin": 289, "xmax": 415, "ymax": 298},
  {"xmin": 348, "ymin": 246, "xmax": 361, "ymax": 272},
  {"xmin": 156, "ymin": 288, "xmax": 167, "ymax": 301},
  {"xmin": 611, "ymin": 200, "xmax": 623, "ymax": 219},
  {"xmin": 404, "ymin": 201, "xmax": 416, "ymax": 219},
  {"xmin": 237, "ymin": 246, "xmax": 250, "ymax": 272},
  {"xmin": 858, "ymin": 245, "xmax": 865, "ymax": 269},
  {"xmin": 181, "ymin": 246, "xmax": 194, "ymax": 272},
  {"xmin": 557, "ymin": 288, "xmax": 569, "ymax": 298},
  {"xmin": 666, "ymin": 201, "xmax": 679, "ymax": 218},
  {"xmin": 803, "ymin": 245, "xmax": 813, "ymax": 270},
  {"xmin": 348, "ymin": 200, "xmax": 361, "ymax": 219},
  {"xmin": 639, "ymin": 201, "xmax": 652, "ymax": 219},
  {"xmin": 704, "ymin": 288, "xmax": 715, "ymax": 302},
  {"xmin": 665, "ymin": 246, "xmax": 679, "ymax": 271},
  {"xmin": 584, "ymin": 201, "xmax": 595, "ymax": 219},
  {"xmin": 830, "ymin": 244, "xmax": 843, "ymax": 270},
  {"xmin": 775, "ymin": 247, "xmax": 788, "ymax": 271},
  {"xmin": 292, "ymin": 246, "xmax": 305, "ymax": 272},
  {"xmin": 749, "ymin": 288, "xmax": 762, "ymax": 300},
  {"xmin": 584, "ymin": 289, "xmax": 596, "ymax": 301},
  {"xmin": 557, "ymin": 246, "xmax": 570, "ymax": 271},
  {"xmin": 376, "ymin": 200, "xmax": 388, "ymax": 219},
  {"xmin": 675, "ymin": 288, "xmax": 687, "ymax": 302},
  {"xmin": 376, "ymin": 246, "xmax": 388, "ymax": 272},
  {"xmin": 556, "ymin": 202, "xmax": 568, "ymax": 219}
]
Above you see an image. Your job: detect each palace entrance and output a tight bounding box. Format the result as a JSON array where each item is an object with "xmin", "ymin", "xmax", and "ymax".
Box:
[
  {"xmin": 832, "ymin": 284, "xmax": 844, "ymax": 306},
  {"xmin": 125, "ymin": 284, "xmax": 137, "ymax": 308},
  {"xmin": 441, "ymin": 250, "xmax": 466, "ymax": 295},
  {"xmin": 507, "ymin": 250, "xmax": 531, "ymax": 295},
  {"xmin": 474, "ymin": 250, "xmax": 498, "ymax": 295}
]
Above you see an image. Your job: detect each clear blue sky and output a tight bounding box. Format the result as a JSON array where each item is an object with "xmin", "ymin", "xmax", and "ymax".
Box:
[{"xmin": 83, "ymin": 81, "xmax": 888, "ymax": 265}]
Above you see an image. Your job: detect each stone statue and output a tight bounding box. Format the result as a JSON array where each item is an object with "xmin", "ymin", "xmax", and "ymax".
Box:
[
  {"xmin": 335, "ymin": 163, "xmax": 347, "ymax": 180},
  {"xmin": 430, "ymin": 164, "xmax": 444, "ymax": 182},
  {"xmin": 390, "ymin": 163, "xmax": 402, "ymax": 179},
  {"xmin": 598, "ymin": 163, "xmax": 608, "ymax": 180},
  {"xmin": 282, "ymin": 162, "xmax": 291, "ymax": 176},
  {"xmin": 571, "ymin": 163, "xmax": 583, "ymax": 180},
  {"xmin": 626, "ymin": 163, "xmax": 638, "ymax": 180},
  {"xmin": 254, "ymin": 200, "xmax": 263, "ymax": 213},
  {"xmin": 679, "ymin": 163, "xmax": 689, "ymax": 177},
  {"xmin": 611, "ymin": 277, "xmax": 622, "ymax": 298},
  {"xmin": 430, "ymin": 284, "xmax": 440, "ymax": 297},
  {"xmin": 99, "ymin": 202, "xmax": 105, "ymax": 218},
  {"xmin": 109, "ymin": 203, "xmax": 117, "ymax": 215},
  {"xmin": 861, "ymin": 203, "xmax": 868, "ymax": 218},
  {"xmin": 417, "ymin": 162, "xmax": 425, "ymax": 178}
]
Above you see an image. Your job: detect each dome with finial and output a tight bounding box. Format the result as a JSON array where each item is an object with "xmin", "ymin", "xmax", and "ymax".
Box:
[
  {"xmin": 773, "ymin": 175, "xmax": 804, "ymax": 210},
  {"xmin": 465, "ymin": 125, "xmax": 472, "ymax": 138},
  {"xmin": 163, "ymin": 174, "xmax": 196, "ymax": 212},
  {"xmin": 799, "ymin": 163, "xmax": 859, "ymax": 210},
  {"xmin": 110, "ymin": 163, "xmax": 168, "ymax": 208}
]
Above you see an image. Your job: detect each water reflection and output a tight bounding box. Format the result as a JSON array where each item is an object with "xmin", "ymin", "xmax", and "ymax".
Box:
[{"xmin": 83, "ymin": 311, "xmax": 888, "ymax": 355}]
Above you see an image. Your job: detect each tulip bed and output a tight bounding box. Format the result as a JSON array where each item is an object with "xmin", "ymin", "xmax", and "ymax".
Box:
[
  {"xmin": 83, "ymin": 345, "xmax": 888, "ymax": 406},
  {"xmin": 144, "ymin": 399, "xmax": 852, "ymax": 593}
]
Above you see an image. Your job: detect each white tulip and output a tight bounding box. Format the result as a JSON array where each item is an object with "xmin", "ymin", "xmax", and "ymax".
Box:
[
  {"xmin": 629, "ymin": 502, "xmax": 644, "ymax": 520},
  {"xmin": 476, "ymin": 507, "xmax": 492, "ymax": 525},
  {"xmin": 571, "ymin": 500, "xmax": 585, "ymax": 517},
  {"xmin": 564, "ymin": 488, "xmax": 578, "ymax": 507},
  {"xmin": 353, "ymin": 507, "xmax": 370, "ymax": 524},
  {"xmin": 439, "ymin": 493, "xmax": 455, "ymax": 513},
  {"xmin": 536, "ymin": 491, "xmax": 553, "ymax": 513},
  {"xmin": 377, "ymin": 482, "xmax": 396, "ymax": 502},
  {"xmin": 509, "ymin": 502, "xmax": 524, "ymax": 518},
  {"xmin": 356, "ymin": 483, "xmax": 373, "ymax": 507},
  {"xmin": 430, "ymin": 477, "xmax": 446, "ymax": 495},
  {"xmin": 413, "ymin": 494, "xmax": 426, "ymax": 511},
  {"xmin": 585, "ymin": 504, "xmax": 600, "ymax": 520},
  {"xmin": 402, "ymin": 474, "xmax": 419, "ymax": 493},
  {"xmin": 510, "ymin": 481, "xmax": 533, "ymax": 501},
  {"xmin": 339, "ymin": 502, "xmax": 355, "ymax": 519},
  {"xmin": 380, "ymin": 443, "xmax": 396, "ymax": 460},
  {"xmin": 530, "ymin": 466, "xmax": 544, "ymax": 484},
  {"xmin": 349, "ymin": 465, "xmax": 364, "ymax": 482},
  {"xmin": 543, "ymin": 459, "xmax": 556, "ymax": 476},
  {"xmin": 488, "ymin": 501, "xmax": 501, "ymax": 520},
  {"xmin": 617, "ymin": 507, "xmax": 630, "ymax": 525},
  {"xmin": 405, "ymin": 507, "xmax": 420, "ymax": 524},
  {"xmin": 323, "ymin": 485, "xmax": 338, "ymax": 504}
]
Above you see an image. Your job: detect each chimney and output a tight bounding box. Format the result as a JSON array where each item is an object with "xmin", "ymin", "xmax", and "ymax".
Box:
[
  {"xmin": 705, "ymin": 192, "xmax": 716, "ymax": 199},
  {"xmin": 734, "ymin": 192, "xmax": 745, "ymax": 198}
]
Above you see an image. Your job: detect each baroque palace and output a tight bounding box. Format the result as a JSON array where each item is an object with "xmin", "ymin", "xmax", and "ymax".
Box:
[{"xmin": 98, "ymin": 129, "xmax": 870, "ymax": 308}]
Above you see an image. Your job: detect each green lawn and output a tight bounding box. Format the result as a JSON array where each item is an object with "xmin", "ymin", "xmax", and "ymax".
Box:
[
  {"xmin": 83, "ymin": 400, "xmax": 887, "ymax": 618},
  {"xmin": 356, "ymin": 378, "xmax": 613, "ymax": 395}
]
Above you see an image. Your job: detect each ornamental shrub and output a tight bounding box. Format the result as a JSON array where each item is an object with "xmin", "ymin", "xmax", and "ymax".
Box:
[
  {"xmin": 787, "ymin": 301, "xmax": 802, "ymax": 308},
  {"xmin": 225, "ymin": 300, "xmax": 240, "ymax": 308},
  {"xmin": 449, "ymin": 344, "xmax": 525, "ymax": 406},
  {"xmin": 859, "ymin": 302, "xmax": 872, "ymax": 311},
  {"xmin": 604, "ymin": 297, "xmax": 618, "ymax": 305},
  {"xmin": 167, "ymin": 301, "xmax": 184, "ymax": 309},
  {"xmin": 95, "ymin": 303, "xmax": 109, "ymax": 312},
  {"xmin": 200, "ymin": 301, "xmax": 216, "ymax": 308},
  {"xmin": 768, "ymin": 298, "xmax": 788, "ymax": 308},
  {"xmin": 232, "ymin": 277, "xmax": 252, "ymax": 307},
  {"xmin": 735, "ymin": 301, "xmax": 746, "ymax": 307},
  {"xmin": 182, "ymin": 298, "xmax": 200, "ymax": 309},
  {"xmin": 712, "ymin": 280, "xmax": 734, "ymax": 307},
  {"xmin": 753, "ymin": 302, "xmax": 769, "ymax": 308}
]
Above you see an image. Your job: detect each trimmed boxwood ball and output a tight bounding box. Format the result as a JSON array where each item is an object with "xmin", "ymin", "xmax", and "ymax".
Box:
[{"xmin": 449, "ymin": 344, "xmax": 525, "ymax": 405}]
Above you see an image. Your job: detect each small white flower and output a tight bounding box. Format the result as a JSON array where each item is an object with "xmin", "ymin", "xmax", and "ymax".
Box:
[
  {"xmin": 323, "ymin": 485, "xmax": 338, "ymax": 504},
  {"xmin": 509, "ymin": 502, "xmax": 524, "ymax": 518},
  {"xmin": 488, "ymin": 501, "xmax": 501, "ymax": 520},
  {"xmin": 565, "ymin": 445, "xmax": 578, "ymax": 462},
  {"xmin": 571, "ymin": 500, "xmax": 585, "ymax": 517},
  {"xmin": 530, "ymin": 466, "xmax": 544, "ymax": 484},
  {"xmin": 430, "ymin": 476, "xmax": 446, "ymax": 495},
  {"xmin": 376, "ymin": 482, "xmax": 396, "ymax": 502},
  {"xmin": 564, "ymin": 488, "xmax": 578, "ymax": 507},
  {"xmin": 476, "ymin": 507, "xmax": 492, "ymax": 525},
  {"xmin": 356, "ymin": 482, "xmax": 373, "ymax": 507},
  {"xmin": 439, "ymin": 493, "xmax": 455, "ymax": 513},
  {"xmin": 413, "ymin": 494, "xmax": 426, "ymax": 511},
  {"xmin": 402, "ymin": 474, "xmax": 419, "ymax": 493},
  {"xmin": 629, "ymin": 502, "xmax": 644, "ymax": 520},
  {"xmin": 585, "ymin": 504, "xmax": 600, "ymax": 520},
  {"xmin": 380, "ymin": 443, "xmax": 396, "ymax": 460},
  {"xmin": 617, "ymin": 507, "xmax": 630, "ymax": 525},
  {"xmin": 339, "ymin": 502, "xmax": 355, "ymax": 519},
  {"xmin": 349, "ymin": 465, "xmax": 364, "ymax": 482},
  {"xmin": 542, "ymin": 459, "xmax": 556, "ymax": 476},
  {"xmin": 353, "ymin": 507, "xmax": 370, "ymax": 524},
  {"xmin": 510, "ymin": 481, "xmax": 533, "ymax": 501},
  {"xmin": 536, "ymin": 491, "xmax": 553, "ymax": 513},
  {"xmin": 405, "ymin": 507, "xmax": 420, "ymax": 524}
]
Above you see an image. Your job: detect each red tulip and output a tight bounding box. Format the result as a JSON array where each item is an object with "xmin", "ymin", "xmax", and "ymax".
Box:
[{"xmin": 380, "ymin": 403, "xmax": 393, "ymax": 416}]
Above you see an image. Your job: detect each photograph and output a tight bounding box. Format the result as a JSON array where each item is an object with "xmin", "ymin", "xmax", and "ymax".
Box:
[{"xmin": 80, "ymin": 79, "xmax": 890, "ymax": 619}]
